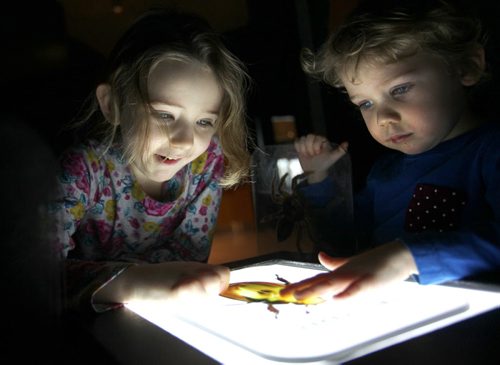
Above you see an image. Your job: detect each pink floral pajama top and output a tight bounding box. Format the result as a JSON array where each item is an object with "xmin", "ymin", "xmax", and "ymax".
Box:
[{"xmin": 53, "ymin": 138, "xmax": 224, "ymax": 312}]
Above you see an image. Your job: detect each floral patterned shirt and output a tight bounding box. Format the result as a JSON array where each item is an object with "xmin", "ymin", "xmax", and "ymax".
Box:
[{"xmin": 53, "ymin": 138, "xmax": 224, "ymax": 312}]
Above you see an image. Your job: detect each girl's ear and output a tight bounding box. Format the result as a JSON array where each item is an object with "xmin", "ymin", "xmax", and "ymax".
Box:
[
  {"xmin": 460, "ymin": 46, "xmax": 486, "ymax": 86},
  {"xmin": 96, "ymin": 83, "xmax": 112, "ymax": 119}
]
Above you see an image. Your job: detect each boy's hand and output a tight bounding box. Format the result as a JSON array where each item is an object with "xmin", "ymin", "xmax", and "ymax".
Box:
[
  {"xmin": 280, "ymin": 241, "xmax": 418, "ymax": 301},
  {"xmin": 294, "ymin": 134, "xmax": 348, "ymax": 184}
]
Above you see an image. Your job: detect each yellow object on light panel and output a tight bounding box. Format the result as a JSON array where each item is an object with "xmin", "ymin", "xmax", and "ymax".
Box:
[{"xmin": 221, "ymin": 281, "xmax": 324, "ymax": 305}]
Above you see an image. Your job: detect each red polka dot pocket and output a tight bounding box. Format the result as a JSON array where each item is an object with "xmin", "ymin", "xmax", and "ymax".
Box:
[{"xmin": 405, "ymin": 183, "xmax": 466, "ymax": 233}]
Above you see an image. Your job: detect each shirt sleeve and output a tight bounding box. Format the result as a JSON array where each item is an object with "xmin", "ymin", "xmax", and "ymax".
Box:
[
  {"xmin": 402, "ymin": 223, "xmax": 500, "ymax": 284},
  {"xmin": 65, "ymin": 259, "xmax": 131, "ymax": 313},
  {"xmin": 52, "ymin": 146, "xmax": 134, "ymax": 313}
]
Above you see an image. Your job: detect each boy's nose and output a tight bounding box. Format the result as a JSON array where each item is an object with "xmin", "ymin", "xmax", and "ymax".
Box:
[{"xmin": 376, "ymin": 105, "xmax": 400, "ymax": 126}]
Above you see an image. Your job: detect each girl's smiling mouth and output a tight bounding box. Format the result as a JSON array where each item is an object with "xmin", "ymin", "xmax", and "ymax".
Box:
[{"xmin": 155, "ymin": 154, "xmax": 181, "ymax": 165}]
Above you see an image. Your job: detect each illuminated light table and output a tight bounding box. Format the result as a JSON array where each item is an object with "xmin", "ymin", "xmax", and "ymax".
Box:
[{"xmin": 90, "ymin": 256, "xmax": 500, "ymax": 364}]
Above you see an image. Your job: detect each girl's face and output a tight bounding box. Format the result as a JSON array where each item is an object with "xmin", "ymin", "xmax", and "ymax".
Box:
[
  {"xmin": 341, "ymin": 52, "xmax": 478, "ymax": 155},
  {"xmin": 131, "ymin": 60, "xmax": 222, "ymax": 183}
]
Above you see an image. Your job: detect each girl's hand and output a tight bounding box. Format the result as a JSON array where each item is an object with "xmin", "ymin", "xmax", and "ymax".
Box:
[
  {"xmin": 169, "ymin": 263, "xmax": 230, "ymax": 302},
  {"xmin": 94, "ymin": 262, "xmax": 230, "ymax": 305},
  {"xmin": 294, "ymin": 134, "xmax": 348, "ymax": 184},
  {"xmin": 280, "ymin": 241, "xmax": 418, "ymax": 301}
]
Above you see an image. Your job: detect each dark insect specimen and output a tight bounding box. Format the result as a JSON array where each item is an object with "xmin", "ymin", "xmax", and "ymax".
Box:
[{"xmin": 260, "ymin": 172, "xmax": 318, "ymax": 253}]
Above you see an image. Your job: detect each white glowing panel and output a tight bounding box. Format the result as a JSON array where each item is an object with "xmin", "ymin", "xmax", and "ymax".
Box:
[{"xmin": 126, "ymin": 261, "xmax": 500, "ymax": 364}]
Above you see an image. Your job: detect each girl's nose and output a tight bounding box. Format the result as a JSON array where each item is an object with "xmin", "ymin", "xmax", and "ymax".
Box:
[{"xmin": 167, "ymin": 121, "xmax": 194, "ymax": 152}]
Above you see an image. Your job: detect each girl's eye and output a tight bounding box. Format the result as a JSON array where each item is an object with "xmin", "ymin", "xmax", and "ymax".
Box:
[
  {"xmin": 391, "ymin": 84, "xmax": 413, "ymax": 97},
  {"xmin": 197, "ymin": 119, "xmax": 214, "ymax": 128},
  {"xmin": 156, "ymin": 111, "xmax": 175, "ymax": 122}
]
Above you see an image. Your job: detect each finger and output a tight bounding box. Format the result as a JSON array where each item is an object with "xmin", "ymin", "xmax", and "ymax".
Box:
[
  {"xmin": 301, "ymin": 134, "xmax": 314, "ymax": 156},
  {"xmin": 294, "ymin": 136, "xmax": 309, "ymax": 156},
  {"xmin": 332, "ymin": 272, "xmax": 385, "ymax": 301},
  {"xmin": 326, "ymin": 143, "xmax": 348, "ymax": 165},
  {"xmin": 305, "ymin": 134, "xmax": 327, "ymax": 156},
  {"xmin": 193, "ymin": 266, "xmax": 230, "ymax": 295},
  {"xmin": 333, "ymin": 279, "xmax": 364, "ymax": 300},
  {"xmin": 170, "ymin": 277, "xmax": 206, "ymax": 302},
  {"xmin": 315, "ymin": 138, "xmax": 330, "ymax": 155},
  {"xmin": 172, "ymin": 270, "xmax": 217, "ymax": 295},
  {"xmin": 171, "ymin": 275, "xmax": 202, "ymax": 291},
  {"xmin": 210, "ymin": 265, "xmax": 230, "ymax": 292},
  {"xmin": 318, "ymin": 251, "xmax": 348, "ymax": 270},
  {"xmin": 280, "ymin": 272, "xmax": 328, "ymax": 295},
  {"xmin": 293, "ymin": 273, "xmax": 355, "ymax": 300},
  {"xmin": 280, "ymin": 271, "xmax": 348, "ymax": 300},
  {"xmin": 340, "ymin": 141, "xmax": 349, "ymax": 151}
]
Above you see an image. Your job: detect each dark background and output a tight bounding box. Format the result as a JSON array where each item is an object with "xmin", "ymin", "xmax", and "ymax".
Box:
[{"xmin": 3, "ymin": 0, "xmax": 499, "ymax": 191}]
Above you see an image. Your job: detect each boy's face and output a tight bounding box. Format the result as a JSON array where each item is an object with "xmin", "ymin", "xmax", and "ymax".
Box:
[
  {"xmin": 341, "ymin": 52, "xmax": 477, "ymax": 155},
  {"xmin": 131, "ymin": 60, "xmax": 222, "ymax": 183}
]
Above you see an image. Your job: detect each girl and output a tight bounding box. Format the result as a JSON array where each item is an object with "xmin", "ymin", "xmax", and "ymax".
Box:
[
  {"xmin": 54, "ymin": 9, "xmax": 251, "ymax": 312},
  {"xmin": 281, "ymin": 0, "xmax": 500, "ymax": 301}
]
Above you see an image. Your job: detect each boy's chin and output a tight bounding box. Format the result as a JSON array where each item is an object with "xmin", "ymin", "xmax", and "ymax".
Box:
[{"xmin": 385, "ymin": 144, "xmax": 430, "ymax": 155}]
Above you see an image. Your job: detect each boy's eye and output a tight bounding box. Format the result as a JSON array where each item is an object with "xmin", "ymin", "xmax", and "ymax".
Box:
[
  {"xmin": 357, "ymin": 100, "xmax": 373, "ymax": 111},
  {"xmin": 391, "ymin": 84, "xmax": 413, "ymax": 96},
  {"xmin": 197, "ymin": 119, "xmax": 215, "ymax": 128}
]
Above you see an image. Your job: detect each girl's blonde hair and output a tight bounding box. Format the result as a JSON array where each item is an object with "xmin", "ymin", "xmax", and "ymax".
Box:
[
  {"xmin": 75, "ymin": 9, "xmax": 251, "ymax": 187},
  {"xmin": 302, "ymin": 1, "xmax": 486, "ymax": 89}
]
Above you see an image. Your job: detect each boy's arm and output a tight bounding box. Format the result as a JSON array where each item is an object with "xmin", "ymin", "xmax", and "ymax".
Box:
[{"xmin": 295, "ymin": 134, "xmax": 355, "ymax": 255}]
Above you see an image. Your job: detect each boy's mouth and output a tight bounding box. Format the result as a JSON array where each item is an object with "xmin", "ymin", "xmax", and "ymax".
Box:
[{"xmin": 387, "ymin": 133, "xmax": 412, "ymax": 144}]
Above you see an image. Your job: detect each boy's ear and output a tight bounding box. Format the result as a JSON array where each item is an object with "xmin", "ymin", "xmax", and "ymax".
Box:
[
  {"xmin": 96, "ymin": 83, "xmax": 112, "ymax": 119},
  {"xmin": 460, "ymin": 46, "xmax": 485, "ymax": 86}
]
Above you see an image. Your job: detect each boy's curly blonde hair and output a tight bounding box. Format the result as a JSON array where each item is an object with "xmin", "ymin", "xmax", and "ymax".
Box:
[{"xmin": 302, "ymin": 1, "xmax": 486, "ymax": 89}]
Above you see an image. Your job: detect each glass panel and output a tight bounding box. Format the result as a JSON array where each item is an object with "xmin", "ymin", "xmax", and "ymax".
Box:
[{"xmin": 251, "ymin": 143, "xmax": 355, "ymax": 258}]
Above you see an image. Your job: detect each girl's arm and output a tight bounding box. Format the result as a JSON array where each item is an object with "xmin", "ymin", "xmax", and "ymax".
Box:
[{"xmin": 92, "ymin": 261, "xmax": 229, "ymax": 306}]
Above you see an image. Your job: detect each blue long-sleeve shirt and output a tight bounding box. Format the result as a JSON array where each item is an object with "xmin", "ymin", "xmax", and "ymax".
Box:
[{"xmin": 302, "ymin": 122, "xmax": 500, "ymax": 285}]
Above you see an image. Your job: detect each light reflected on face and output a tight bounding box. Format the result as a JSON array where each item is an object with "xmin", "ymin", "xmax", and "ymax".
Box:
[
  {"xmin": 130, "ymin": 60, "xmax": 223, "ymax": 184},
  {"xmin": 342, "ymin": 53, "xmax": 474, "ymax": 155}
]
